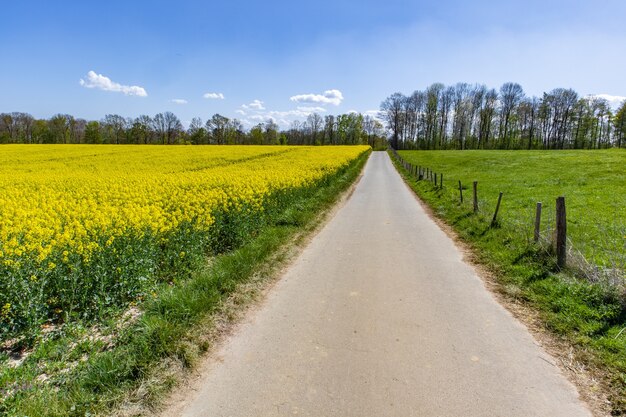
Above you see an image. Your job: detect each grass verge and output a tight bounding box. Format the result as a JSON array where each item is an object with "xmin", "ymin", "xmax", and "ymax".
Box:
[
  {"xmin": 0, "ymin": 149, "xmax": 371, "ymax": 417},
  {"xmin": 389, "ymin": 149, "xmax": 626, "ymax": 415}
]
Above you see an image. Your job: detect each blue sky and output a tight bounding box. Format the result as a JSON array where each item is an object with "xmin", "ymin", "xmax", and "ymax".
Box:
[{"xmin": 1, "ymin": 0, "xmax": 625, "ymax": 127}]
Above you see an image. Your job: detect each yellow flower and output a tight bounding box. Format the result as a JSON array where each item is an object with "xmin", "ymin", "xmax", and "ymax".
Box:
[{"xmin": 0, "ymin": 145, "xmax": 369, "ymax": 271}]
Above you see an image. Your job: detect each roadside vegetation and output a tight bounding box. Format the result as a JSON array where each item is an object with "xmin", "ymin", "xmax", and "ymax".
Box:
[
  {"xmin": 0, "ymin": 146, "xmax": 370, "ymax": 416},
  {"xmin": 392, "ymin": 149, "xmax": 626, "ymax": 414}
]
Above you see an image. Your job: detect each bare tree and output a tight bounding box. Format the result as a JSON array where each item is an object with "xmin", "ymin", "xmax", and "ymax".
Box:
[
  {"xmin": 499, "ymin": 82, "xmax": 524, "ymax": 148},
  {"xmin": 424, "ymin": 83, "xmax": 443, "ymax": 148},
  {"xmin": 152, "ymin": 112, "xmax": 182, "ymax": 144},
  {"xmin": 324, "ymin": 115, "xmax": 336, "ymax": 145},
  {"xmin": 614, "ymin": 100, "xmax": 626, "ymax": 148},
  {"xmin": 306, "ymin": 113, "xmax": 324, "ymax": 145},
  {"xmin": 381, "ymin": 93, "xmax": 405, "ymax": 149},
  {"xmin": 438, "ymin": 86, "xmax": 454, "ymax": 148}
]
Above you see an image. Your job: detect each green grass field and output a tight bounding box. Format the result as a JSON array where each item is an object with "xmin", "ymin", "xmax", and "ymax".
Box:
[
  {"xmin": 398, "ymin": 149, "xmax": 626, "ymax": 268},
  {"xmin": 394, "ymin": 149, "xmax": 626, "ymax": 413}
]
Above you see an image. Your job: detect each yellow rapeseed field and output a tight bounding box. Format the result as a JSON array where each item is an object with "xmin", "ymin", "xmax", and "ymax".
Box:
[
  {"xmin": 0, "ymin": 145, "xmax": 367, "ymax": 265},
  {"xmin": 0, "ymin": 145, "xmax": 369, "ymax": 334}
]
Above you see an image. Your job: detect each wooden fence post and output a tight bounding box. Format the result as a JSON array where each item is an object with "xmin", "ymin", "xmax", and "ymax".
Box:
[
  {"xmin": 534, "ymin": 202, "xmax": 542, "ymax": 243},
  {"xmin": 473, "ymin": 181, "xmax": 478, "ymax": 212},
  {"xmin": 556, "ymin": 197, "xmax": 566, "ymax": 269},
  {"xmin": 440, "ymin": 173, "xmax": 443, "ymax": 189},
  {"xmin": 434, "ymin": 172, "xmax": 438, "ymax": 187},
  {"xmin": 491, "ymin": 192, "xmax": 503, "ymax": 227},
  {"xmin": 458, "ymin": 180, "xmax": 463, "ymax": 203}
]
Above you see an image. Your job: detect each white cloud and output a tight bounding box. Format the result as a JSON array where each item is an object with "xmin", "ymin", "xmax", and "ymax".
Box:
[
  {"xmin": 290, "ymin": 89, "xmax": 344, "ymax": 106},
  {"xmin": 364, "ymin": 110, "xmax": 383, "ymax": 119},
  {"xmin": 171, "ymin": 98, "xmax": 188, "ymax": 104},
  {"xmin": 79, "ymin": 70, "xmax": 147, "ymax": 97},
  {"xmin": 587, "ymin": 94, "xmax": 626, "ymax": 108},
  {"xmin": 203, "ymin": 92, "xmax": 225, "ymax": 99},
  {"xmin": 237, "ymin": 99, "xmax": 334, "ymax": 129},
  {"xmin": 296, "ymin": 106, "xmax": 327, "ymax": 113},
  {"xmin": 241, "ymin": 99, "xmax": 265, "ymax": 110},
  {"xmin": 239, "ymin": 108, "xmax": 327, "ymax": 128}
]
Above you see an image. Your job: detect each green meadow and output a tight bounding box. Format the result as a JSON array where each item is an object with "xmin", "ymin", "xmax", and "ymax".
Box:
[{"xmin": 398, "ymin": 149, "xmax": 626, "ymax": 268}]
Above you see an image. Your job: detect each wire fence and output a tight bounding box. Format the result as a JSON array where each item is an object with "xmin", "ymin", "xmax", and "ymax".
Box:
[{"xmin": 389, "ymin": 147, "xmax": 626, "ymax": 292}]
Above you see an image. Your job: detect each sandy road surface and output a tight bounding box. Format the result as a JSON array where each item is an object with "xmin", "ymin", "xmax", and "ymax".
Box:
[{"xmin": 163, "ymin": 152, "xmax": 591, "ymax": 417}]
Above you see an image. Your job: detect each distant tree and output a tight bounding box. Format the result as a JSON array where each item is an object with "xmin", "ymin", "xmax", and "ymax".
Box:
[
  {"xmin": 424, "ymin": 83, "xmax": 443, "ymax": 148},
  {"xmin": 381, "ymin": 93, "xmax": 405, "ymax": 149},
  {"xmin": 324, "ymin": 115, "xmax": 336, "ymax": 145},
  {"xmin": 264, "ymin": 119, "xmax": 279, "ymax": 144},
  {"xmin": 404, "ymin": 90, "xmax": 423, "ymax": 146},
  {"xmin": 70, "ymin": 118, "xmax": 87, "ymax": 144},
  {"xmin": 0, "ymin": 113, "xmax": 14, "ymax": 142},
  {"xmin": 84, "ymin": 121, "xmax": 102, "ymax": 144},
  {"xmin": 48, "ymin": 114, "xmax": 73, "ymax": 144},
  {"xmin": 32, "ymin": 119, "xmax": 50, "ymax": 143},
  {"xmin": 517, "ymin": 97, "xmax": 539, "ymax": 149},
  {"xmin": 307, "ymin": 113, "xmax": 324, "ymax": 145},
  {"xmin": 250, "ymin": 124, "xmax": 264, "ymax": 145},
  {"xmin": 187, "ymin": 117, "xmax": 206, "ymax": 144},
  {"xmin": 153, "ymin": 112, "xmax": 182, "ymax": 144},
  {"xmin": 438, "ymin": 86, "xmax": 454, "ymax": 147},
  {"xmin": 590, "ymin": 97, "xmax": 611, "ymax": 148},
  {"xmin": 498, "ymin": 82, "xmax": 525, "ymax": 148},
  {"xmin": 130, "ymin": 115, "xmax": 153, "ymax": 144},
  {"xmin": 476, "ymin": 88, "xmax": 497, "ymax": 148},
  {"xmin": 102, "ymin": 114, "xmax": 127, "ymax": 144},
  {"xmin": 4, "ymin": 112, "xmax": 35, "ymax": 143},
  {"xmin": 226, "ymin": 118, "xmax": 244, "ymax": 144},
  {"xmin": 614, "ymin": 100, "xmax": 626, "ymax": 148},
  {"xmin": 206, "ymin": 114, "xmax": 229, "ymax": 144},
  {"xmin": 541, "ymin": 88, "xmax": 578, "ymax": 149},
  {"xmin": 451, "ymin": 83, "xmax": 471, "ymax": 149},
  {"xmin": 363, "ymin": 115, "xmax": 385, "ymax": 147}
]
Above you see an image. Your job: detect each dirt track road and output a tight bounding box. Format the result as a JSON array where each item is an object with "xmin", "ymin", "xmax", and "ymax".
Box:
[{"xmin": 163, "ymin": 151, "xmax": 592, "ymax": 417}]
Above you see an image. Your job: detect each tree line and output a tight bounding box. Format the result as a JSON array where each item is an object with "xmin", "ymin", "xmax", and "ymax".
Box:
[
  {"xmin": 381, "ymin": 83, "xmax": 626, "ymax": 150},
  {"xmin": 0, "ymin": 111, "xmax": 386, "ymax": 147}
]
